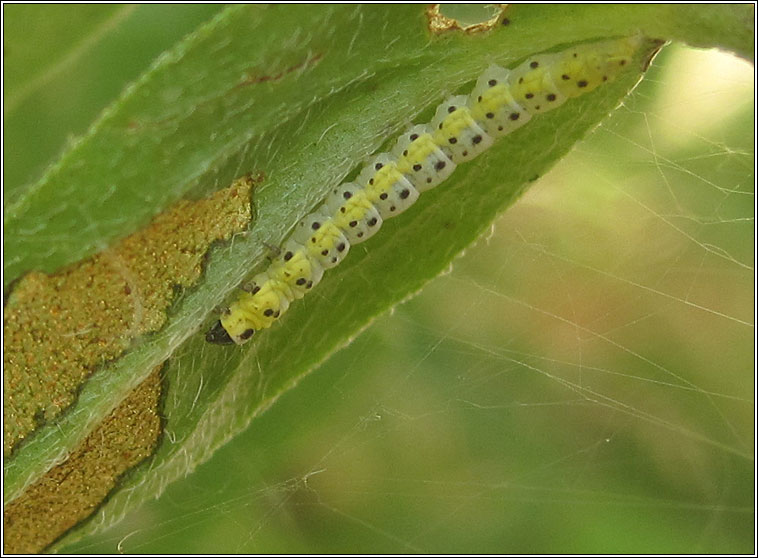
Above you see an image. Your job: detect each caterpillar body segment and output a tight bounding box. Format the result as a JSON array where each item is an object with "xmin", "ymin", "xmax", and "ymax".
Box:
[
  {"xmin": 507, "ymin": 53, "xmax": 569, "ymax": 113},
  {"xmin": 208, "ymin": 37, "xmax": 643, "ymax": 345},
  {"xmin": 552, "ymin": 36, "xmax": 639, "ymax": 99},
  {"xmin": 468, "ymin": 65, "xmax": 532, "ymax": 138},
  {"xmin": 325, "ymin": 182, "xmax": 384, "ymax": 244},
  {"xmin": 292, "ymin": 212, "xmax": 349, "ymax": 270},
  {"xmin": 268, "ymin": 239, "xmax": 325, "ymax": 299},
  {"xmin": 358, "ymin": 153, "xmax": 421, "ymax": 218},
  {"xmin": 431, "ymin": 95, "xmax": 494, "ymax": 163},
  {"xmin": 392, "ymin": 124, "xmax": 456, "ymax": 192},
  {"xmin": 215, "ymin": 276, "xmax": 288, "ymax": 344}
]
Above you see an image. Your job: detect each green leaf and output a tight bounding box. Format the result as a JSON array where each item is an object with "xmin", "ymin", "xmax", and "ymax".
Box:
[
  {"xmin": 3, "ymin": 4, "xmax": 752, "ymax": 553},
  {"xmin": 2, "ymin": 4, "xmax": 225, "ymax": 203},
  {"xmin": 4, "ymin": 5, "xmax": 123, "ymax": 105}
]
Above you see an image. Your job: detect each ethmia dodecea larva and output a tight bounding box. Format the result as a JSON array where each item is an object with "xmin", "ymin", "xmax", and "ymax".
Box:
[{"xmin": 206, "ymin": 36, "xmax": 642, "ymax": 345}]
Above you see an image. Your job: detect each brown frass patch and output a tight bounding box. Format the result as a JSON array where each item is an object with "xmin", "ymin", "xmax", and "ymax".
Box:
[
  {"xmin": 3, "ymin": 174, "xmax": 255, "ymax": 456},
  {"xmin": 3, "ymin": 367, "xmax": 164, "ymax": 554}
]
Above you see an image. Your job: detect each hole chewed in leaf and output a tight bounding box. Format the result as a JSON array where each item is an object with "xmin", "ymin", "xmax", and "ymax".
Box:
[{"xmin": 426, "ymin": 4, "xmax": 509, "ymax": 35}]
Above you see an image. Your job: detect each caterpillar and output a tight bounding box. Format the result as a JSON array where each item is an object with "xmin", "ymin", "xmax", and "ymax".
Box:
[{"xmin": 206, "ymin": 36, "xmax": 642, "ymax": 345}]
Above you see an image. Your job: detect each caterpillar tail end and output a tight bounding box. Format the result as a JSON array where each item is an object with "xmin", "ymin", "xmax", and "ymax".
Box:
[{"xmin": 206, "ymin": 320, "xmax": 237, "ymax": 345}]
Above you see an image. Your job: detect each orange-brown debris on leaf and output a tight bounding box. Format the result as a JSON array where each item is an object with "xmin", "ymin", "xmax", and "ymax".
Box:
[
  {"xmin": 3, "ymin": 366, "xmax": 164, "ymax": 554},
  {"xmin": 3, "ymin": 174, "xmax": 257, "ymax": 456}
]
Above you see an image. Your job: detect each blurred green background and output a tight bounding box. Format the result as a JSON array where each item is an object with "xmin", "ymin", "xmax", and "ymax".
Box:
[{"xmin": 5, "ymin": 6, "xmax": 754, "ymax": 554}]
